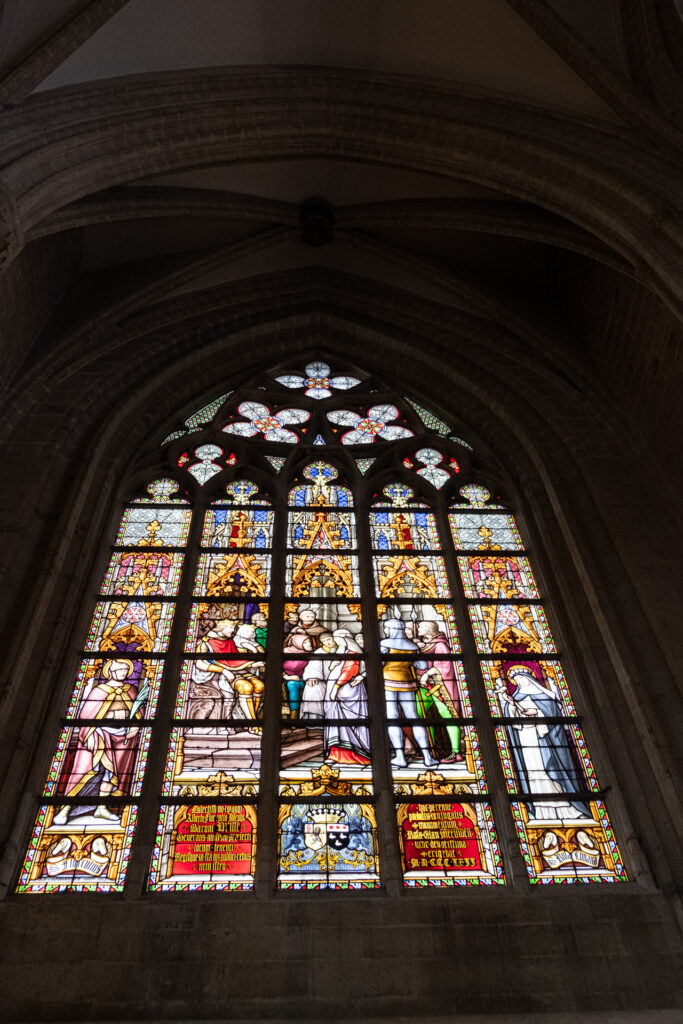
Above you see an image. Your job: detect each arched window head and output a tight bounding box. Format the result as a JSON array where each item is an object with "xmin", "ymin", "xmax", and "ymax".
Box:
[{"xmin": 17, "ymin": 360, "xmax": 627, "ymax": 893}]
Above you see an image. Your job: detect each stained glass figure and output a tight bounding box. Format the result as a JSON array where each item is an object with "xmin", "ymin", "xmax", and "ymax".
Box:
[
  {"xmin": 45, "ymin": 724, "xmax": 151, "ymax": 802},
  {"xmin": 202, "ymin": 508, "xmax": 273, "ymax": 549},
  {"xmin": 414, "ymin": 448, "xmax": 450, "ymax": 489},
  {"xmin": 453, "ymin": 485, "xmax": 625, "ymax": 883},
  {"xmin": 185, "ymin": 604, "xmax": 269, "ymax": 652},
  {"xmin": 22, "ymin": 373, "xmax": 627, "ymax": 895},
  {"xmin": 278, "ymin": 802, "xmax": 379, "ymax": 889},
  {"xmin": 479, "ymin": 659, "xmax": 575, "ymax": 718},
  {"xmin": 284, "ymin": 603, "xmax": 364, "ymax": 651},
  {"xmin": 377, "ymin": 603, "xmax": 460, "ymax": 653},
  {"xmin": 222, "ymin": 401, "xmax": 309, "ymax": 442},
  {"xmin": 398, "ymin": 803, "xmax": 504, "ymax": 886},
  {"xmin": 175, "ymin": 659, "xmax": 266, "ymax": 720},
  {"xmin": 275, "ymin": 361, "xmax": 361, "ymax": 399},
  {"xmin": 405, "ymin": 398, "xmax": 450, "ymax": 436},
  {"xmin": 149, "ymin": 804, "xmax": 256, "ymax": 891},
  {"xmin": 66, "ymin": 658, "xmax": 163, "ymax": 721},
  {"xmin": 327, "ymin": 404, "xmax": 414, "ymax": 444}
]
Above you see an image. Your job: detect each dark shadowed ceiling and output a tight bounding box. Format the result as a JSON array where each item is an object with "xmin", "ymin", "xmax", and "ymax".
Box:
[{"xmin": 0, "ymin": 0, "xmax": 680, "ymax": 476}]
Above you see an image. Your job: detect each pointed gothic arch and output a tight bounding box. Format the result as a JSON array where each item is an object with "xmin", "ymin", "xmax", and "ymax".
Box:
[{"xmin": 15, "ymin": 358, "xmax": 627, "ymax": 892}]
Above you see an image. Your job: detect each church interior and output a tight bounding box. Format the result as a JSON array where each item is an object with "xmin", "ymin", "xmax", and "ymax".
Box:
[{"xmin": 0, "ymin": 2, "xmax": 681, "ymax": 1021}]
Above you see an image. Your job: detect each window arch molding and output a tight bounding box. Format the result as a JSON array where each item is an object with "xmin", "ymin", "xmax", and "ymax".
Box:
[{"xmin": 9, "ymin": 356, "xmax": 631, "ymax": 893}]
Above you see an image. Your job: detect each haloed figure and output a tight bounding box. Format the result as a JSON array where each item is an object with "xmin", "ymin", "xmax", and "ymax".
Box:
[
  {"xmin": 380, "ymin": 619, "xmax": 439, "ymax": 769},
  {"xmin": 53, "ymin": 659, "xmax": 145, "ymax": 824}
]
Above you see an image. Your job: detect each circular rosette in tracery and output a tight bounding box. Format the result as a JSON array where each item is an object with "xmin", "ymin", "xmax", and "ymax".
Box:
[
  {"xmin": 275, "ymin": 361, "xmax": 361, "ymax": 400},
  {"xmin": 327, "ymin": 404, "xmax": 414, "ymax": 445},
  {"xmin": 222, "ymin": 402, "xmax": 309, "ymax": 443}
]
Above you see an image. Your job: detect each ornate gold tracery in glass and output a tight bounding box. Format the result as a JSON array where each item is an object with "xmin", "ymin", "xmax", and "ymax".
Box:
[{"xmin": 18, "ymin": 363, "xmax": 627, "ymax": 892}]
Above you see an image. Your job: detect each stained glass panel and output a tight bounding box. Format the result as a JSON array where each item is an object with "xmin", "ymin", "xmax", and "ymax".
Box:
[
  {"xmin": 405, "ymin": 398, "xmax": 450, "ymax": 436},
  {"xmin": 66, "ymin": 657, "xmax": 163, "ymax": 721},
  {"xmin": 494, "ymin": 722, "xmax": 598, "ymax": 798},
  {"xmin": 449, "ymin": 511, "xmax": 523, "ymax": 550},
  {"xmin": 480, "ymin": 659, "xmax": 576, "ymax": 718},
  {"xmin": 511, "ymin": 799, "xmax": 627, "ymax": 884},
  {"xmin": 18, "ymin": 805, "xmax": 138, "ymax": 892},
  {"xmin": 277, "ymin": 802, "xmax": 379, "ymax": 889},
  {"xmin": 286, "ymin": 553, "xmax": 361, "ymax": 597},
  {"xmin": 175, "ymin": 658, "xmax": 266, "ymax": 720},
  {"xmin": 377, "ymin": 603, "xmax": 460, "ymax": 654},
  {"xmin": 282, "ymin": 655, "xmax": 365, "ymax": 721},
  {"xmin": 468, "ymin": 604, "xmax": 555, "ymax": 655},
  {"xmin": 101, "ymin": 550, "xmax": 184, "ymax": 597},
  {"xmin": 201, "ymin": 508, "xmax": 274, "ymax": 548},
  {"xmin": 391, "ymin": 726, "xmax": 485, "ymax": 795},
  {"xmin": 115, "ymin": 507, "xmax": 191, "ymax": 547},
  {"xmin": 328, "ymin": 405, "xmax": 413, "ymax": 445},
  {"xmin": 369, "ymin": 510, "xmax": 439, "ymax": 551},
  {"xmin": 44, "ymin": 725, "xmax": 151, "ymax": 799},
  {"xmin": 284, "ymin": 603, "xmax": 364, "ymax": 650},
  {"xmin": 149, "ymin": 804, "xmax": 256, "ymax": 891},
  {"xmin": 288, "ymin": 461, "xmax": 353, "ymax": 507},
  {"xmin": 131, "ymin": 478, "xmax": 189, "ymax": 504},
  {"xmin": 193, "ymin": 552, "xmax": 271, "ymax": 598},
  {"xmin": 288, "ymin": 509, "xmax": 356, "ymax": 549},
  {"xmin": 280, "ymin": 724, "xmax": 373, "ymax": 793},
  {"xmin": 457, "ymin": 554, "xmax": 539, "ymax": 600},
  {"xmin": 398, "ymin": 802, "xmax": 504, "ymax": 886},
  {"xmin": 185, "ymin": 603, "xmax": 269, "ymax": 652},
  {"xmin": 373, "ymin": 555, "xmax": 450, "ymax": 599},
  {"xmin": 85, "ymin": 600, "xmax": 175, "ymax": 653},
  {"xmin": 162, "ymin": 727, "xmax": 261, "ymax": 795}
]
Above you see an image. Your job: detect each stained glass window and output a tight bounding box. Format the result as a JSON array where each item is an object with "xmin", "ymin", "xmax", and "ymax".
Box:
[{"xmin": 18, "ymin": 363, "xmax": 626, "ymax": 894}]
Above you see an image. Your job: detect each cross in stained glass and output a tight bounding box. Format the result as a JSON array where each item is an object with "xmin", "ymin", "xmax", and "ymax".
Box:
[
  {"xmin": 227, "ymin": 481, "xmax": 259, "ymax": 504},
  {"xmin": 384, "ymin": 482, "xmax": 413, "ymax": 507}
]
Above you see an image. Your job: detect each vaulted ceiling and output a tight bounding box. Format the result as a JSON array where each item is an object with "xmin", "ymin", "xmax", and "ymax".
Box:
[{"xmin": 0, "ymin": 0, "xmax": 681, "ymax": 477}]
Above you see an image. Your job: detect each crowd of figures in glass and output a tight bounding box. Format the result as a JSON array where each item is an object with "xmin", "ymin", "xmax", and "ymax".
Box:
[
  {"xmin": 278, "ymin": 461, "xmax": 378, "ymax": 888},
  {"xmin": 18, "ymin": 360, "xmax": 625, "ymax": 892}
]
